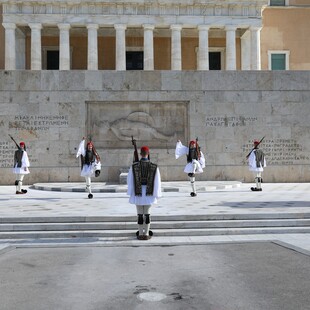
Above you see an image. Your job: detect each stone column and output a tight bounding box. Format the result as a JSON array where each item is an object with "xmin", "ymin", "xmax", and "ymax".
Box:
[
  {"xmin": 115, "ymin": 24, "xmax": 127, "ymax": 71},
  {"xmin": 225, "ymin": 26, "xmax": 237, "ymax": 70},
  {"xmin": 3, "ymin": 23, "xmax": 16, "ymax": 70},
  {"xmin": 250, "ymin": 26, "xmax": 262, "ymax": 70},
  {"xmin": 170, "ymin": 24, "xmax": 182, "ymax": 70},
  {"xmin": 241, "ymin": 30, "xmax": 251, "ymax": 70},
  {"xmin": 58, "ymin": 23, "xmax": 71, "ymax": 70},
  {"xmin": 87, "ymin": 24, "xmax": 99, "ymax": 70},
  {"xmin": 143, "ymin": 24, "xmax": 154, "ymax": 70},
  {"xmin": 198, "ymin": 25, "xmax": 210, "ymax": 70},
  {"xmin": 29, "ymin": 23, "xmax": 42, "ymax": 70}
]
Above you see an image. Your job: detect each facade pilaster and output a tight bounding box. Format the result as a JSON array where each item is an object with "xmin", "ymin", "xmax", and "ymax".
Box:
[
  {"xmin": 58, "ymin": 23, "xmax": 71, "ymax": 70},
  {"xmin": 250, "ymin": 26, "xmax": 262, "ymax": 70},
  {"xmin": 143, "ymin": 24, "xmax": 154, "ymax": 71},
  {"xmin": 3, "ymin": 23, "xmax": 16, "ymax": 70},
  {"xmin": 225, "ymin": 26, "xmax": 237, "ymax": 70},
  {"xmin": 29, "ymin": 23, "xmax": 42, "ymax": 70},
  {"xmin": 115, "ymin": 24, "xmax": 127, "ymax": 71},
  {"xmin": 198, "ymin": 25, "xmax": 210, "ymax": 70},
  {"xmin": 87, "ymin": 24, "xmax": 99, "ymax": 70},
  {"xmin": 170, "ymin": 24, "xmax": 182, "ymax": 71}
]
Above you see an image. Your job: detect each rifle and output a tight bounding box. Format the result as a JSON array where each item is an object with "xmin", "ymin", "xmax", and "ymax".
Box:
[
  {"xmin": 246, "ymin": 136, "xmax": 265, "ymax": 159},
  {"xmin": 196, "ymin": 137, "xmax": 201, "ymax": 160},
  {"xmin": 9, "ymin": 134, "xmax": 24, "ymax": 150},
  {"xmin": 131, "ymin": 136, "xmax": 139, "ymax": 163}
]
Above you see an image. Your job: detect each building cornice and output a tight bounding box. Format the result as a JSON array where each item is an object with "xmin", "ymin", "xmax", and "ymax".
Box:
[{"xmin": 0, "ymin": 1, "xmax": 268, "ymax": 18}]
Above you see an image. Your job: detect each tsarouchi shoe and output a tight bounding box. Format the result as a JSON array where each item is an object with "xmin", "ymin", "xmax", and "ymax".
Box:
[
  {"xmin": 138, "ymin": 235, "xmax": 151, "ymax": 240},
  {"xmin": 251, "ymin": 187, "xmax": 262, "ymax": 191}
]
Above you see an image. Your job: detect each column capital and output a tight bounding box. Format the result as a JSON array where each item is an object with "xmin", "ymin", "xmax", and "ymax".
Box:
[
  {"xmin": 58, "ymin": 23, "xmax": 71, "ymax": 31},
  {"xmin": 225, "ymin": 25, "xmax": 237, "ymax": 31},
  {"xmin": 28, "ymin": 23, "xmax": 42, "ymax": 30},
  {"xmin": 2, "ymin": 23, "xmax": 16, "ymax": 30},
  {"xmin": 87, "ymin": 24, "xmax": 99, "ymax": 30},
  {"xmin": 198, "ymin": 25, "xmax": 211, "ymax": 31},
  {"xmin": 170, "ymin": 24, "xmax": 182, "ymax": 31},
  {"xmin": 250, "ymin": 26, "xmax": 262, "ymax": 32},
  {"xmin": 143, "ymin": 24, "xmax": 155, "ymax": 31},
  {"xmin": 114, "ymin": 24, "xmax": 127, "ymax": 31}
]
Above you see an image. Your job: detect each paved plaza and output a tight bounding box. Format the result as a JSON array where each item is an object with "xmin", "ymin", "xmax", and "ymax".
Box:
[
  {"xmin": 1, "ymin": 243, "xmax": 310, "ymax": 310},
  {"xmin": 0, "ymin": 182, "xmax": 310, "ymax": 309}
]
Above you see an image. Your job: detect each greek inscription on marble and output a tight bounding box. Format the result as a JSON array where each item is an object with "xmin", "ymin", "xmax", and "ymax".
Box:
[
  {"xmin": 9, "ymin": 115, "xmax": 69, "ymax": 131},
  {"xmin": 0, "ymin": 142, "xmax": 37, "ymax": 168},
  {"xmin": 0, "ymin": 141, "xmax": 13, "ymax": 168},
  {"xmin": 206, "ymin": 116, "xmax": 258, "ymax": 127},
  {"xmin": 242, "ymin": 139, "xmax": 309, "ymax": 165}
]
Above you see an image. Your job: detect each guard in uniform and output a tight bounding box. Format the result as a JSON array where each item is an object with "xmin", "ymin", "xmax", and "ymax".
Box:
[
  {"xmin": 127, "ymin": 146, "xmax": 162, "ymax": 240},
  {"xmin": 175, "ymin": 139, "xmax": 205, "ymax": 196},
  {"xmin": 13, "ymin": 141, "xmax": 30, "ymax": 194},
  {"xmin": 248, "ymin": 140, "xmax": 266, "ymax": 191},
  {"xmin": 76, "ymin": 138, "xmax": 101, "ymax": 199}
]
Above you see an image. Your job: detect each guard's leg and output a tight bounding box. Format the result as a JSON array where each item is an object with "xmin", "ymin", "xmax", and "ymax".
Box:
[
  {"xmin": 251, "ymin": 172, "xmax": 261, "ymax": 191},
  {"xmin": 136, "ymin": 205, "xmax": 144, "ymax": 238},
  {"xmin": 16, "ymin": 174, "xmax": 25, "ymax": 194},
  {"xmin": 143, "ymin": 205, "xmax": 152, "ymax": 238},
  {"xmin": 188, "ymin": 173, "xmax": 197, "ymax": 197},
  {"xmin": 190, "ymin": 160, "xmax": 198, "ymax": 196},
  {"xmin": 20, "ymin": 175, "xmax": 27, "ymax": 193},
  {"xmin": 85, "ymin": 177, "xmax": 93, "ymax": 198},
  {"xmin": 257, "ymin": 172, "xmax": 262, "ymax": 191},
  {"xmin": 15, "ymin": 179, "xmax": 19, "ymax": 193}
]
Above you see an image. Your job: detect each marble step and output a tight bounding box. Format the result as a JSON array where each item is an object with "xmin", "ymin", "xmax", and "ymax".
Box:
[
  {"xmin": 1, "ymin": 226, "xmax": 310, "ymax": 239},
  {"xmin": 0, "ymin": 218, "xmax": 310, "ymax": 232},
  {"xmin": 1, "ymin": 212, "xmax": 310, "ymax": 223}
]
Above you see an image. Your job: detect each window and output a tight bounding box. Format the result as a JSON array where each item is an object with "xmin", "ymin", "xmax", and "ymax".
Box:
[
  {"xmin": 126, "ymin": 51, "xmax": 143, "ymax": 70},
  {"xmin": 268, "ymin": 51, "xmax": 290, "ymax": 70},
  {"xmin": 209, "ymin": 52, "xmax": 221, "ymax": 70},
  {"xmin": 270, "ymin": 0, "xmax": 286, "ymax": 6},
  {"xmin": 46, "ymin": 50, "xmax": 59, "ymax": 70}
]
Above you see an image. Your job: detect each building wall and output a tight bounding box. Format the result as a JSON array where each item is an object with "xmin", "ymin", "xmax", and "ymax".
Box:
[
  {"xmin": 0, "ymin": 71, "xmax": 309, "ymax": 185},
  {"xmin": 261, "ymin": 7, "xmax": 310, "ymax": 70},
  {"xmin": 290, "ymin": 0, "xmax": 309, "ymax": 5},
  {"xmin": 0, "ymin": 6, "xmax": 4, "ymax": 69}
]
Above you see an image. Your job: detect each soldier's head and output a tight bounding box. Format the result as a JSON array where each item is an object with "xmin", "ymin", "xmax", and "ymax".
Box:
[
  {"xmin": 253, "ymin": 140, "xmax": 260, "ymax": 148},
  {"xmin": 86, "ymin": 142, "xmax": 93, "ymax": 151},
  {"xmin": 189, "ymin": 140, "xmax": 196, "ymax": 148},
  {"xmin": 140, "ymin": 146, "xmax": 150, "ymax": 158},
  {"xmin": 19, "ymin": 142, "xmax": 25, "ymax": 150}
]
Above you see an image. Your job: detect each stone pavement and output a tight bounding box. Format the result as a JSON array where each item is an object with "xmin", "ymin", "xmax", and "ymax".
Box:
[
  {"xmin": 0, "ymin": 181, "xmax": 310, "ymax": 256},
  {"xmin": 1, "ymin": 243, "xmax": 309, "ymax": 310}
]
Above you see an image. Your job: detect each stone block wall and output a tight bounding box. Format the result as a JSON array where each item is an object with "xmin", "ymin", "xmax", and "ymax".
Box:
[{"xmin": 0, "ymin": 70, "xmax": 309, "ymax": 185}]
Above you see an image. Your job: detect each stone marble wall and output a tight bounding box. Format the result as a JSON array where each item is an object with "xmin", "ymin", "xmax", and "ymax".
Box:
[{"xmin": 0, "ymin": 70, "xmax": 309, "ymax": 184}]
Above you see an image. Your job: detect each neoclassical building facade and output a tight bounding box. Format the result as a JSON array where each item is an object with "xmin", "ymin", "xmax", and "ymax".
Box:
[
  {"xmin": 1, "ymin": 0, "xmax": 309, "ymax": 71},
  {"xmin": 0, "ymin": 0, "xmax": 268, "ymax": 71}
]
